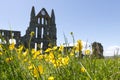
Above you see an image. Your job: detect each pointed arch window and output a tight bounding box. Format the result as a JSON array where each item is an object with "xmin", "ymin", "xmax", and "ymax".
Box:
[
  {"xmin": 38, "ymin": 18, "xmax": 40, "ymax": 24},
  {"xmin": 2, "ymin": 32, "xmax": 4, "ymax": 36},
  {"xmin": 36, "ymin": 27, "xmax": 38, "ymax": 38},
  {"xmin": 42, "ymin": 18, "xmax": 44, "ymax": 24},
  {"xmin": 41, "ymin": 28, "xmax": 44, "ymax": 38}
]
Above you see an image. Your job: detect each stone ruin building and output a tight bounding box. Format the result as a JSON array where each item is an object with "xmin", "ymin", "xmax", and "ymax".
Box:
[
  {"xmin": 91, "ymin": 42, "xmax": 104, "ymax": 58},
  {"xmin": 0, "ymin": 6, "xmax": 57, "ymax": 51}
]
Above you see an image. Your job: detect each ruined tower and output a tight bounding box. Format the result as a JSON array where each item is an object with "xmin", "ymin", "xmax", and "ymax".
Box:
[{"xmin": 22, "ymin": 6, "xmax": 57, "ymax": 50}]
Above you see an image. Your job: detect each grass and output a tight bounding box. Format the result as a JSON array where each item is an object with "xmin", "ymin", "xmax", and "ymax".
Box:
[
  {"xmin": 0, "ymin": 43, "xmax": 120, "ymax": 80},
  {"xmin": 0, "ymin": 32, "xmax": 120, "ymax": 80}
]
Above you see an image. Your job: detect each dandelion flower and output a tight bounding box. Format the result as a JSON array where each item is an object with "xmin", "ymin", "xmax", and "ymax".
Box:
[
  {"xmin": 48, "ymin": 76, "xmax": 54, "ymax": 80},
  {"xmin": 33, "ymin": 65, "xmax": 43, "ymax": 78},
  {"xmin": 81, "ymin": 67, "xmax": 86, "ymax": 72},
  {"xmin": 5, "ymin": 57, "xmax": 13, "ymax": 63},
  {"xmin": 75, "ymin": 40, "xmax": 83, "ymax": 52},
  {"xmin": 85, "ymin": 49, "xmax": 91, "ymax": 55},
  {"xmin": 30, "ymin": 31, "xmax": 34, "ymax": 37},
  {"xmin": 59, "ymin": 45, "xmax": 64, "ymax": 52},
  {"xmin": 0, "ymin": 51, "xmax": 2, "ymax": 55},
  {"xmin": 52, "ymin": 46, "xmax": 58, "ymax": 50},
  {"xmin": 9, "ymin": 43, "xmax": 15, "ymax": 50},
  {"xmin": 45, "ymin": 48, "xmax": 52, "ymax": 53}
]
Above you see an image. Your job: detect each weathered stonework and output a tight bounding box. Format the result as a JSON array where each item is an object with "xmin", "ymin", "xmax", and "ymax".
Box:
[
  {"xmin": 0, "ymin": 6, "xmax": 57, "ymax": 51},
  {"xmin": 91, "ymin": 42, "xmax": 104, "ymax": 58}
]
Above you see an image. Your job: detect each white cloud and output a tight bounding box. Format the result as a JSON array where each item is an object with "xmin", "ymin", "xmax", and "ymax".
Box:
[{"xmin": 104, "ymin": 46, "xmax": 120, "ymax": 56}]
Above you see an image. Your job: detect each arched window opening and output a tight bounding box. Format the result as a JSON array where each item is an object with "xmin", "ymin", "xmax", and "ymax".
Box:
[
  {"xmin": 36, "ymin": 27, "xmax": 38, "ymax": 38},
  {"xmin": 0, "ymin": 39, "xmax": 1, "ymax": 44},
  {"xmin": 42, "ymin": 18, "xmax": 44, "ymax": 24},
  {"xmin": 41, "ymin": 28, "xmax": 44, "ymax": 38},
  {"xmin": 38, "ymin": 18, "xmax": 40, "ymax": 24},
  {"xmin": 2, "ymin": 32, "xmax": 4, "ymax": 36},
  {"xmin": 41, "ymin": 42, "xmax": 43, "ymax": 49},
  {"xmin": 45, "ymin": 20, "xmax": 47, "ymax": 25},
  {"xmin": 35, "ymin": 43, "xmax": 37, "ymax": 51}
]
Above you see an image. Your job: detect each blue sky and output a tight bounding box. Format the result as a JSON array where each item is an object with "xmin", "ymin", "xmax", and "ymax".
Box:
[{"xmin": 0, "ymin": 0, "xmax": 120, "ymax": 56}]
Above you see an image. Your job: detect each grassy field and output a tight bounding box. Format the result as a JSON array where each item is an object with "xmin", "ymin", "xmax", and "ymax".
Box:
[
  {"xmin": 0, "ymin": 32, "xmax": 119, "ymax": 80},
  {"xmin": 0, "ymin": 39, "xmax": 120, "ymax": 80}
]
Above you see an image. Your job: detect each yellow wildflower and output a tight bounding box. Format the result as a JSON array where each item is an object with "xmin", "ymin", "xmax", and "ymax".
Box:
[
  {"xmin": 52, "ymin": 46, "xmax": 58, "ymax": 50},
  {"xmin": 9, "ymin": 43, "xmax": 15, "ymax": 50},
  {"xmin": 33, "ymin": 68, "xmax": 38, "ymax": 78},
  {"xmin": 32, "ymin": 50, "xmax": 41, "ymax": 59},
  {"xmin": 59, "ymin": 45, "xmax": 64, "ymax": 52},
  {"xmin": 85, "ymin": 49, "xmax": 91, "ymax": 55},
  {"xmin": 48, "ymin": 52, "xmax": 55, "ymax": 62},
  {"xmin": 0, "ymin": 51, "xmax": 2, "ymax": 55},
  {"xmin": 30, "ymin": 31, "xmax": 34, "ymax": 37},
  {"xmin": 38, "ymin": 65, "xmax": 43, "ymax": 74},
  {"xmin": 70, "ymin": 52, "xmax": 74, "ymax": 56},
  {"xmin": 48, "ymin": 76, "xmax": 54, "ymax": 80},
  {"xmin": 75, "ymin": 40, "xmax": 83, "ymax": 52},
  {"xmin": 23, "ymin": 49, "xmax": 28, "ymax": 57},
  {"xmin": 62, "ymin": 56, "xmax": 69, "ymax": 65},
  {"xmin": 0, "ymin": 44, "xmax": 2, "ymax": 49},
  {"xmin": 23, "ymin": 58, "xmax": 28, "ymax": 62},
  {"xmin": 31, "ymin": 49, "xmax": 36, "ymax": 54},
  {"xmin": 81, "ymin": 67, "xmax": 86, "ymax": 72},
  {"xmin": 53, "ymin": 60, "xmax": 60, "ymax": 67},
  {"xmin": 16, "ymin": 45, "xmax": 24, "ymax": 54},
  {"xmin": 28, "ymin": 64, "xmax": 35, "ymax": 70},
  {"xmin": 5, "ymin": 57, "xmax": 13, "ymax": 63},
  {"xmin": 45, "ymin": 48, "xmax": 52, "ymax": 53},
  {"xmin": 28, "ymin": 65, "xmax": 33, "ymax": 70},
  {"xmin": 37, "ymin": 55, "xmax": 43, "ymax": 60},
  {"xmin": 35, "ymin": 50, "xmax": 41, "ymax": 55},
  {"xmin": 33, "ymin": 65, "xmax": 43, "ymax": 78}
]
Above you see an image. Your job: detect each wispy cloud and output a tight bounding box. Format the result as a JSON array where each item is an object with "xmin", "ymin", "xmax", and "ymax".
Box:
[{"xmin": 104, "ymin": 46, "xmax": 120, "ymax": 56}]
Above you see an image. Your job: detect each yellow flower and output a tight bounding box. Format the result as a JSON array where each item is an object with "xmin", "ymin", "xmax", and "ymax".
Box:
[
  {"xmin": 5, "ymin": 57, "xmax": 13, "ymax": 63},
  {"xmin": 52, "ymin": 46, "xmax": 58, "ymax": 50},
  {"xmin": 38, "ymin": 65, "xmax": 43, "ymax": 74},
  {"xmin": 16, "ymin": 45, "xmax": 24, "ymax": 54},
  {"xmin": 48, "ymin": 76, "xmax": 54, "ymax": 80},
  {"xmin": 81, "ymin": 67, "xmax": 86, "ymax": 72},
  {"xmin": 28, "ymin": 64, "xmax": 34, "ymax": 70},
  {"xmin": 23, "ymin": 58, "xmax": 28, "ymax": 62},
  {"xmin": 85, "ymin": 49, "xmax": 91, "ymax": 55},
  {"xmin": 35, "ymin": 50, "xmax": 41, "ymax": 55},
  {"xmin": 49, "ymin": 52, "xmax": 54, "ymax": 60},
  {"xmin": 70, "ymin": 52, "xmax": 74, "ymax": 56},
  {"xmin": 62, "ymin": 56, "xmax": 69, "ymax": 65},
  {"xmin": 59, "ymin": 45, "xmax": 64, "ymax": 52},
  {"xmin": 53, "ymin": 60, "xmax": 60, "ymax": 67},
  {"xmin": 32, "ymin": 50, "xmax": 41, "ymax": 59},
  {"xmin": 37, "ymin": 55, "xmax": 43, "ymax": 60},
  {"xmin": 45, "ymin": 48, "xmax": 52, "ymax": 53},
  {"xmin": 23, "ymin": 49, "xmax": 28, "ymax": 57},
  {"xmin": 31, "ymin": 49, "xmax": 36, "ymax": 54},
  {"xmin": 0, "ymin": 44, "xmax": 2, "ymax": 49},
  {"xmin": 75, "ymin": 40, "xmax": 83, "ymax": 52},
  {"xmin": 0, "ymin": 51, "xmax": 2, "ymax": 55},
  {"xmin": 33, "ymin": 65, "xmax": 43, "ymax": 77},
  {"xmin": 9, "ymin": 43, "xmax": 15, "ymax": 50},
  {"xmin": 30, "ymin": 31, "xmax": 34, "ymax": 37}
]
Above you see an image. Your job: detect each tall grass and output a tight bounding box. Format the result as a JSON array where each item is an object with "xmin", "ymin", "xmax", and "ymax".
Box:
[{"xmin": 0, "ymin": 32, "xmax": 120, "ymax": 80}]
